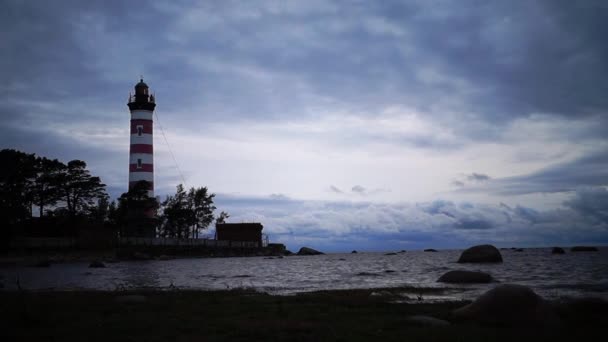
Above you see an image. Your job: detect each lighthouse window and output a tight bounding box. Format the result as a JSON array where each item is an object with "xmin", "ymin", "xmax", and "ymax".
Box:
[
  {"xmin": 137, "ymin": 159, "xmax": 142, "ymax": 169},
  {"xmin": 137, "ymin": 125, "xmax": 143, "ymax": 136}
]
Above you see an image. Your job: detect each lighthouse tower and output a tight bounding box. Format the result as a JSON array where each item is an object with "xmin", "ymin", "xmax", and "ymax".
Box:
[{"xmin": 127, "ymin": 78, "xmax": 156, "ymax": 199}]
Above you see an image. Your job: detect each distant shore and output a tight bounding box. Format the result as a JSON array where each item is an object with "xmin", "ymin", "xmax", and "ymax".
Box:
[{"xmin": 1, "ymin": 287, "xmax": 605, "ymax": 341}]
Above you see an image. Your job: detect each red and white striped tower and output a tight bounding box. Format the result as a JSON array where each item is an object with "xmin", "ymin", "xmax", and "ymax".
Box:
[{"xmin": 127, "ymin": 78, "xmax": 156, "ymax": 200}]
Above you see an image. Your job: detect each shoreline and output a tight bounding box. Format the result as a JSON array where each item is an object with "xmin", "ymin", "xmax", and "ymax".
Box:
[{"xmin": 2, "ymin": 288, "xmax": 606, "ymax": 341}]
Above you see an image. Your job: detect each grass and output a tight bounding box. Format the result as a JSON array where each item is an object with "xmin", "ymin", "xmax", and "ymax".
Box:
[{"xmin": 0, "ymin": 288, "xmax": 604, "ymax": 342}]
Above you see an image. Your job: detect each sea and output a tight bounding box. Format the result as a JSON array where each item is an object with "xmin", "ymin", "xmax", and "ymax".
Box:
[{"xmin": 1, "ymin": 247, "xmax": 607, "ymax": 302}]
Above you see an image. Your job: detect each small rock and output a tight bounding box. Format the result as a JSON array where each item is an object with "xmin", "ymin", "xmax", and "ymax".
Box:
[
  {"xmin": 338, "ymin": 258, "xmax": 346, "ymax": 261},
  {"xmin": 351, "ymin": 250, "xmax": 358, "ymax": 254},
  {"xmin": 114, "ymin": 295, "xmax": 147, "ymax": 304},
  {"xmin": 384, "ymin": 252, "xmax": 397, "ymax": 256},
  {"xmin": 570, "ymin": 246, "xmax": 598, "ymax": 252},
  {"xmin": 551, "ymin": 247, "xmax": 565, "ymax": 254},
  {"xmin": 458, "ymin": 244, "xmax": 503, "ymax": 263},
  {"xmin": 514, "ymin": 248, "xmax": 524, "ymax": 252},
  {"xmin": 384, "ymin": 270, "xmax": 396, "ymax": 273},
  {"xmin": 405, "ymin": 315, "xmax": 450, "ymax": 327},
  {"xmin": 424, "ymin": 249, "xmax": 438, "ymax": 252},
  {"xmin": 437, "ymin": 270, "xmax": 494, "ymax": 283},
  {"xmin": 89, "ymin": 260, "xmax": 106, "ymax": 268},
  {"xmin": 399, "ymin": 250, "xmax": 407, "ymax": 253},
  {"xmin": 297, "ymin": 247, "xmax": 324, "ymax": 255}
]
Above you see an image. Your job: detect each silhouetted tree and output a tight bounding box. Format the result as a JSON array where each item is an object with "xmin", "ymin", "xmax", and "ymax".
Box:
[
  {"xmin": 188, "ymin": 187, "xmax": 216, "ymax": 238},
  {"xmin": 158, "ymin": 184, "xmax": 216, "ymax": 238},
  {"xmin": 159, "ymin": 184, "xmax": 190, "ymax": 238},
  {"xmin": 216, "ymin": 211, "xmax": 230, "ymax": 225},
  {"xmin": 31, "ymin": 157, "xmax": 66, "ymax": 217},
  {"xmin": 113, "ymin": 181, "xmax": 159, "ymax": 236},
  {"xmin": 0, "ymin": 149, "xmax": 36, "ymax": 242},
  {"xmin": 60, "ymin": 160, "xmax": 107, "ymax": 218}
]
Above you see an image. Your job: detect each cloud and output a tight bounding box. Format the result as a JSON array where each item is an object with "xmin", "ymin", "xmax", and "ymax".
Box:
[
  {"xmin": 1, "ymin": 0, "xmax": 607, "ymax": 228},
  {"xmin": 451, "ymin": 180, "xmax": 465, "ymax": 187},
  {"xmin": 467, "ymin": 173, "xmax": 491, "ymax": 182},
  {"xmin": 564, "ymin": 187, "xmax": 608, "ymax": 225},
  {"xmin": 328, "ymin": 185, "xmax": 343, "ymax": 194},
  {"xmin": 463, "ymin": 150, "xmax": 608, "ymax": 196},
  {"xmin": 351, "ymin": 185, "xmax": 366, "ymax": 194},
  {"xmin": 213, "ymin": 192, "xmax": 608, "ymax": 252}
]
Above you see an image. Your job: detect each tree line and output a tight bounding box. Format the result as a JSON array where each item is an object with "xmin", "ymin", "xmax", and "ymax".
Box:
[{"xmin": 0, "ymin": 149, "xmax": 227, "ymax": 245}]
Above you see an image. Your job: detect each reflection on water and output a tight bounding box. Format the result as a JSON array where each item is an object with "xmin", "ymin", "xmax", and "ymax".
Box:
[
  {"xmin": 1, "ymin": 247, "xmax": 607, "ymax": 301},
  {"xmin": 118, "ymin": 262, "xmax": 162, "ymax": 289}
]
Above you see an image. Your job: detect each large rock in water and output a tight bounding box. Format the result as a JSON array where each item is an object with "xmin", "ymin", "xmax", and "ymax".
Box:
[
  {"xmin": 437, "ymin": 270, "xmax": 494, "ymax": 283},
  {"xmin": 457, "ymin": 244, "xmax": 502, "ymax": 263},
  {"xmin": 452, "ymin": 284, "xmax": 559, "ymax": 327},
  {"xmin": 297, "ymin": 247, "xmax": 324, "ymax": 256}
]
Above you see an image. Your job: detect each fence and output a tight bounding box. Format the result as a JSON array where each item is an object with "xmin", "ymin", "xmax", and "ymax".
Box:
[
  {"xmin": 10, "ymin": 237, "xmax": 260, "ymax": 249},
  {"xmin": 119, "ymin": 237, "xmax": 260, "ymax": 248}
]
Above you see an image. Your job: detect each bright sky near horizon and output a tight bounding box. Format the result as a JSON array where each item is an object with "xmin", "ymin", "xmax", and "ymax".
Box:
[{"xmin": 1, "ymin": 0, "xmax": 607, "ymax": 251}]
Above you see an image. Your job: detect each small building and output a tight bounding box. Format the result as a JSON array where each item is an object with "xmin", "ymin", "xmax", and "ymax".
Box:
[{"xmin": 216, "ymin": 223, "xmax": 263, "ymax": 247}]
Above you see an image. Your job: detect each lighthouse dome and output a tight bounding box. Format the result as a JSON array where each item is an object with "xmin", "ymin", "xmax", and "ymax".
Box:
[
  {"xmin": 135, "ymin": 78, "xmax": 148, "ymax": 89},
  {"xmin": 134, "ymin": 78, "xmax": 149, "ymax": 95}
]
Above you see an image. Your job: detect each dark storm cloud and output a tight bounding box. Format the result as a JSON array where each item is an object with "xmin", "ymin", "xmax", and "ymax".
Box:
[
  {"xmin": 564, "ymin": 188, "xmax": 608, "ymax": 225},
  {"xmin": 476, "ymin": 150, "xmax": 608, "ymax": 195},
  {"xmin": 2, "ymin": 0, "xmax": 607, "ymax": 206},
  {"xmin": 4, "ymin": 1, "xmax": 606, "ymax": 133}
]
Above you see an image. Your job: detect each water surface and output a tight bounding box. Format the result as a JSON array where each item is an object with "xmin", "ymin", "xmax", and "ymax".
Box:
[{"xmin": 2, "ymin": 247, "xmax": 607, "ymax": 301}]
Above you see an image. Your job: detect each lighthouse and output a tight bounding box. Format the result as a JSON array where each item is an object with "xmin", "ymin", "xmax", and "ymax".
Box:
[{"xmin": 127, "ymin": 78, "xmax": 156, "ymax": 198}]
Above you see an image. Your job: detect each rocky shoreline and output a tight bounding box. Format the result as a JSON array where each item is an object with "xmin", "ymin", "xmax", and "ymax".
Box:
[{"xmin": 2, "ymin": 286, "xmax": 606, "ymax": 341}]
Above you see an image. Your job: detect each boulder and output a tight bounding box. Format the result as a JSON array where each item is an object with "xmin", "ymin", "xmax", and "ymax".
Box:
[
  {"xmin": 457, "ymin": 244, "xmax": 502, "ymax": 263},
  {"xmin": 437, "ymin": 270, "xmax": 494, "ymax": 283},
  {"xmin": 405, "ymin": 315, "xmax": 450, "ymax": 327},
  {"xmin": 571, "ymin": 246, "xmax": 598, "ymax": 252},
  {"xmin": 551, "ymin": 247, "xmax": 565, "ymax": 254},
  {"xmin": 452, "ymin": 284, "xmax": 559, "ymax": 327},
  {"xmin": 297, "ymin": 247, "xmax": 324, "ymax": 256},
  {"xmin": 351, "ymin": 250, "xmax": 358, "ymax": 254},
  {"xmin": 424, "ymin": 249, "xmax": 438, "ymax": 252},
  {"xmin": 89, "ymin": 260, "xmax": 106, "ymax": 268}
]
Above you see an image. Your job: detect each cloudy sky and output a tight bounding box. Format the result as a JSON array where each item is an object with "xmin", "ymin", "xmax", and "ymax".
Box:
[{"xmin": 2, "ymin": 0, "xmax": 607, "ymax": 251}]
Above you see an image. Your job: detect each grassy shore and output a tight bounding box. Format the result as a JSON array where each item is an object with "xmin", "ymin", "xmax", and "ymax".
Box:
[{"xmin": 1, "ymin": 288, "xmax": 604, "ymax": 341}]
